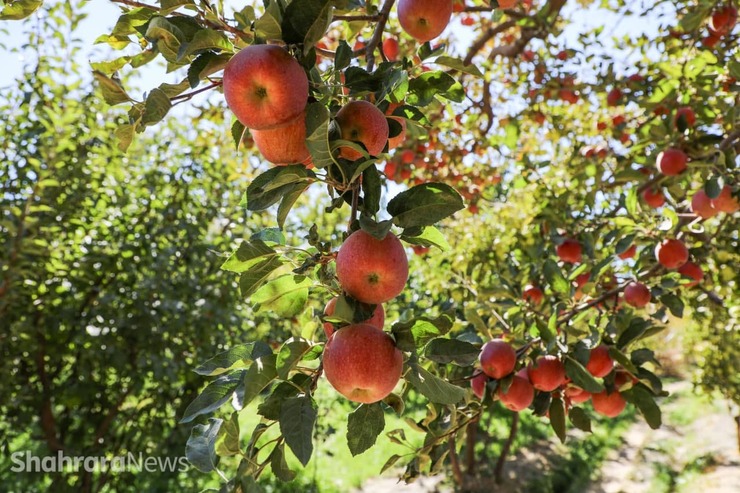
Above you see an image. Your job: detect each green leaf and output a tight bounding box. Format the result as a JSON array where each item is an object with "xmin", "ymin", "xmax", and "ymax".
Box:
[
  {"xmin": 254, "ymin": 3, "xmax": 282, "ymax": 40},
  {"xmin": 358, "ymin": 216, "xmax": 394, "ymax": 240},
  {"xmin": 407, "ymin": 71, "xmax": 465, "ymax": 106},
  {"xmin": 335, "ymin": 40, "xmax": 352, "ymax": 70},
  {"xmin": 305, "ymin": 103, "xmax": 333, "ymax": 169},
  {"xmin": 617, "ymin": 317, "xmax": 650, "ymax": 349},
  {"xmin": 659, "ymin": 293, "xmax": 684, "ymax": 318},
  {"xmin": 221, "ymin": 240, "xmax": 277, "ymax": 274},
  {"xmin": 247, "ymin": 165, "xmax": 315, "ymax": 211},
  {"xmin": 431, "ymin": 56, "xmax": 483, "ymax": 77},
  {"xmin": 258, "ymin": 374, "xmax": 312, "ymax": 420},
  {"xmin": 239, "ymin": 257, "xmax": 284, "ymax": 298},
  {"xmin": 380, "ymin": 454, "xmax": 402, "ymax": 474},
  {"xmin": 361, "ymin": 166, "xmax": 381, "ymax": 215},
  {"xmin": 270, "ymin": 443, "xmax": 297, "ymax": 482},
  {"xmin": 194, "ymin": 342, "xmax": 273, "ymax": 376},
  {"xmin": 346, "ymin": 403, "xmax": 386, "ymax": 456},
  {"xmin": 231, "ymin": 119, "xmax": 247, "ymax": 151},
  {"xmin": 186, "ymin": 418, "xmax": 222, "ymax": 472},
  {"xmin": 704, "ymin": 177, "xmax": 722, "ymax": 199},
  {"xmin": 391, "ymin": 313, "xmax": 454, "ymax": 352},
  {"xmin": 388, "ymin": 183, "xmax": 464, "ymax": 228},
  {"xmin": 160, "ymin": 0, "xmax": 195, "ymax": 15},
  {"xmin": 626, "ymin": 386, "xmax": 662, "ymax": 429},
  {"xmin": 543, "ymin": 259, "xmax": 569, "ymax": 294},
  {"xmin": 93, "ymin": 71, "xmax": 133, "ymax": 106},
  {"xmin": 145, "ymin": 16, "xmax": 185, "ymax": 63},
  {"xmin": 216, "ymin": 412, "xmax": 241, "ymax": 457},
  {"xmin": 141, "ymin": 88, "xmax": 171, "ymax": 126},
  {"xmin": 277, "ymin": 183, "xmax": 310, "ymax": 229},
  {"xmin": 115, "ymin": 124, "xmax": 135, "ymax": 152},
  {"xmin": 406, "ymin": 363, "xmax": 465, "ymax": 405},
  {"xmin": 614, "ymin": 234, "xmax": 636, "ymax": 255},
  {"xmin": 276, "ymin": 338, "xmax": 313, "ymax": 379},
  {"xmin": 281, "ymin": 0, "xmax": 333, "ymax": 52},
  {"xmin": 177, "ymin": 28, "xmax": 233, "ymax": 60},
  {"xmin": 252, "ymin": 274, "xmax": 312, "ymax": 317},
  {"xmin": 0, "ymin": 0, "xmax": 42, "ymax": 20},
  {"xmin": 279, "ymin": 395, "xmax": 317, "ymax": 466},
  {"xmin": 189, "ymin": 52, "xmax": 230, "ymax": 88},
  {"xmin": 564, "ymin": 357, "xmax": 605, "ymax": 393},
  {"xmin": 401, "ymin": 226, "xmax": 451, "ymax": 251},
  {"xmin": 568, "ymin": 407, "xmax": 592, "ymax": 432},
  {"xmin": 236, "ymin": 353, "xmax": 278, "ymax": 409},
  {"xmin": 424, "ymin": 339, "xmax": 479, "ymax": 366},
  {"xmin": 549, "ymin": 398, "xmax": 567, "ymax": 443},
  {"xmin": 180, "ymin": 371, "xmax": 245, "ymax": 423}
]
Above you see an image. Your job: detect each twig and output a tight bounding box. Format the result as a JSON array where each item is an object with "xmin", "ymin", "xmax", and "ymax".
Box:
[{"xmin": 365, "ymin": 0, "xmax": 396, "ymax": 72}]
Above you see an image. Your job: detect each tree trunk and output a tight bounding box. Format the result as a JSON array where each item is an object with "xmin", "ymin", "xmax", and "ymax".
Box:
[{"xmin": 494, "ymin": 413, "xmax": 519, "ymax": 484}]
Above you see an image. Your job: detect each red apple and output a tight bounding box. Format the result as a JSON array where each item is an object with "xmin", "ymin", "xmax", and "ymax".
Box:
[
  {"xmin": 592, "ymin": 390, "xmax": 626, "ymax": 418},
  {"xmin": 709, "ymin": 6, "xmax": 738, "ymax": 36},
  {"xmin": 618, "ymin": 244, "xmax": 637, "ymax": 260},
  {"xmin": 499, "ymin": 370, "xmax": 534, "ymax": 412},
  {"xmin": 397, "ymin": 0, "xmax": 453, "ymax": 43},
  {"xmin": 656, "ymin": 148, "xmax": 687, "ymax": 176},
  {"xmin": 642, "ymin": 187, "xmax": 666, "ymax": 208},
  {"xmin": 336, "ymin": 230, "xmax": 409, "ymax": 304},
  {"xmin": 624, "ymin": 282, "xmax": 651, "ymax": 308},
  {"xmin": 523, "ymin": 284, "xmax": 544, "ymax": 305},
  {"xmin": 479, "ymin": 339, "xmax": 517, "ymax": 379},
  {"xmin": 564, "ymin": 385, "xmax": 591, "ymax": 404},
  {"xmin": 557, "ymin": 238, "xmax": 582, "ymax": 264},
  {"xmin": 323, "ymin": 297, "xmax": 385, "ymax": 338},
  {"xmin": 674, "ymin": 106, "xmax": 696, "ymax": 128},
  {"xmin": 527, "ymin": 355, "xmax": 566, "ymax": 392},
  {"xmin": 323, "ymin": 323, "xmax": 403, "ymax": 404},
  {"xmin": 497, "ymin": 0, "xmax": 518, "ymax": 8},
  {"xmin": 678, "ymin": 261, "xmax": 703, "ymax": 288},
  {"xmin": 655, "ymin": 238, "xmax": 689, "ymax": 270},
  {"xmin": 710, "ymin": 185, "xmax": 739, "ymax": 213},
  {"xmin": 586, "ymin": 345, "xmax": 614, "ymax": 378},
  {"xmin": 223, "ymin": 45, "xmax": 308, "ymax": 130},
  {"xmin": 336, "ymin": 101, "xmax": 389, "ymax": 160},
  {"xmin": 251, "ymin": 112, "xmax": 310, "ymax": 165},
  {"xmin": 607, "ymin": 88, "xmax": 622, "ymax": 106},
  {"xmin": 383, "ymin": 37, "xmax": 400, "ymax": 61},
  {"xmin": 471, "ymin": 372, "xmax": 488, "ymax": 399},
  {"xmin": 691, "ymin": 190, "xmax": 718, "ymax": 219}
]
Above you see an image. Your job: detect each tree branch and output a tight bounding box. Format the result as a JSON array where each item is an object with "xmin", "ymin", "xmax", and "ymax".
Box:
[{"xmin": 365, "ymin": 0, "xmax": 396, "ymax": 72}]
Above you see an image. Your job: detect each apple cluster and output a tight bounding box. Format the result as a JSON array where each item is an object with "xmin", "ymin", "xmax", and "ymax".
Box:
[
  {"xmin": 321, "ymin": 230, "xmax": 410, "ymax": 404},
  {"xmin": 473, "ymin": 340, "xmax": 633, "ymax": 418}
]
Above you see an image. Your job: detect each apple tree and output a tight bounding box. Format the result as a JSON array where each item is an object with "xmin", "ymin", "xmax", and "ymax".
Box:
[{"xmin": 3, "ymin": 0, "xmax": 738, "ymax": 490}]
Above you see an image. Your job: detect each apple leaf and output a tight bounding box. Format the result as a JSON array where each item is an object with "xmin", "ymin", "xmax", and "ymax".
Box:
[
  {"xmin": 235, "ymin": 352, "xmax": 278, "ymax": 410},
  {"xmin": 564, "ymin": 357, "xmax": 605, "ymax": 393},
  {"xmin": 177, "ymin": 28, "xmax": 233, "ymax": 60},
  {"xmin": 431, "ymin": 56, "xmax": 483, "ymax": 78},
  {"xmin": 405, "ymin": 363, "xmax": 465, "ymax": 405},
  {"xmin": 239, "ymin": 257, "xmax": 285, "ymax": 298},
  {"xmin": 194, "ymin": 341, "xmax": 273, "ymax": 376},
  {"xmin": 346, "ymin": 403, "xmax": 385, "ymax": 456},
  {"xmin": 93, "ymin": 71, "xmax": 133, "ymax": 106},
  {"xmin": 407, "ymin": 71, "xmax": 465, "ymax": 106},
  {"xmin": 568, "ymin": 407, "xmax": 592, "ymax": 433},
  {"xmin": 361, "ymin": 166, "xmax": 382, "ymax": 215},
  {"xmin": 624, "ymin": 386, "xmax": 662, "ymax": 429},
  {"xmin": 277, "ymin": 182, "xmax": 311, "ymax": 229},
  {"xmin": 614, "ymin": 234, "xmax": 636, "ymax": 255},
  {"xmin": 401, "ymin": 226, "xmax": 451, "ymax": 251},
  {"xmin": 185, "ymin": 418, "xmax": 223, "ymax": 472},
  {"xmin": 141, "ymin": 88, "xmax": 172, "ymax": 126},
  {"xmin": 215, "ymin": 412, "xmax": 241, "ymax": 457},
  {"xmin": 543, "ymin": 259, "xmax": 569, "ymax": 294},
  {"xmin": 617, "ymin": 317, "xmax": 650, "ymax": 349},
  {"xmin": 270, "ymin": 443, "xmax": 297, "ymax": 482},
  {"xmin": 279, "ymin": 395, "xmax": 317, "ymax": 466},
  {"xmin": 180, "ymin": 371, "xmax": 245, "ymax": 423},
  {"xmin": 254, "ymin": 1, "xmax": 282, "ymax": 40},
  {"xmin": 388, "ymin": 183, "xmax": 464, "ymax": 229},
  {"xmin": 424, "ymin": 338, "xmax": 479, "ymax": 366},
  {"xmin": 246, "ymin": 165, "xmax": 315, "ymax": 211},
  {"xmin": 221, "ymin": 240, "xmax": 277, "ymax": 274},
  {"xmin": 276, "ymin": 338, "xmax": 313, "ymax": 380},
  {"xmin": 391, "ymin": 313, "xmax": 454, "ymax": 352},
  {"xmin": 252, "ymin": 274, "xmax": 312, "ymax": 318},
  {"xmin": 231, "ymin": 119, "xmax": 247, "ymax": 151},
  {"xmin": 305, "ymin": 103, "xmax": 334, "ymax": 169},
  {"xmin": 549, "ymin": 398, "xmax": 567, "ymax": 443},
  {"xmin": 281, "ymin": 0, "xmax": 332, "ymax": 50},
  {"xmin": 258, "ymin": 374, "xmax": 312, "ymax": 421}
]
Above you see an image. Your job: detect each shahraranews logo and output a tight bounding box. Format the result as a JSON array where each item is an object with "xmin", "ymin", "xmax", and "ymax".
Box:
[{"xmin": 10, "ymin": 451, "xmax": 189, "ymax": 473}]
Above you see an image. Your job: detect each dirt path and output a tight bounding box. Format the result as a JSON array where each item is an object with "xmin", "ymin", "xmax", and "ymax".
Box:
[{"xmin": 586, "ymin": 381, "xmax": 740, "ymax": 493}]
